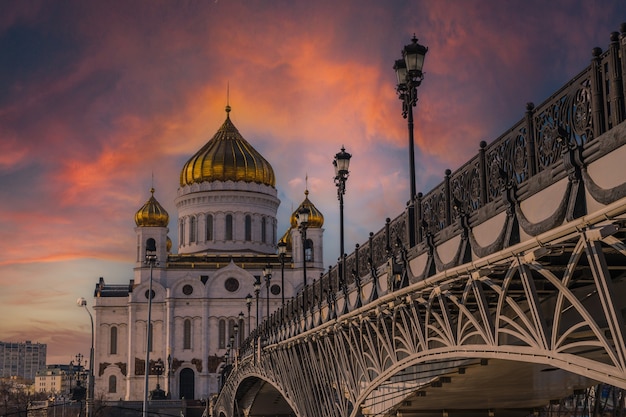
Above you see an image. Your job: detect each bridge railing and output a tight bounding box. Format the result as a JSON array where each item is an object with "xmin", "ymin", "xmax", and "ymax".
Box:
[{"xmin": 236, "ymin": 23, "xmax": 626, "ymax": 358}]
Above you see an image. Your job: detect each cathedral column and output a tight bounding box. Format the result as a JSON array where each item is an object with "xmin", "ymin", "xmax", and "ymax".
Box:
[
  {"xmin": 202, "ymin": 297, "xmax": 210, "ymax": 396},
  {"xmin": 166, "ymin": 291, "xmax": 174, "ymax": 396},
  {"xmin": 126, "ymin": 303, "xmax": 136, "ymax": 400}
]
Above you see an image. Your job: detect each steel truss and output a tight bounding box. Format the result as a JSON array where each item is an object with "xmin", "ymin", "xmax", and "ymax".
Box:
[{"xmin": 215, "ymin": 202, "xmax": 626, "ymax": 417}]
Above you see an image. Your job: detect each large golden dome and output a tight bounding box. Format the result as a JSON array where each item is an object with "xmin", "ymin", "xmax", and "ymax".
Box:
[
  {"xmin": 135, "ymin": 188, "xmax": 169, "ymax": 227},
  {"xmin": 180, "ymin": 107, "xmax": 276, "ymax": 187},
  {"xmin": 290, "ymin": 189, "xmax": 324, "ymax": 228}
]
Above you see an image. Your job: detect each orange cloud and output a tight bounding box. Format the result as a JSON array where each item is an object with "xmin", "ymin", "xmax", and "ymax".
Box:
[{"xmin": 1, "ymin": 0, "xmax": 625, "ymax": 365}]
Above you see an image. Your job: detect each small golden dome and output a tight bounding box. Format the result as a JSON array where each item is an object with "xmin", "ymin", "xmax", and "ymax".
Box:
[
  {"xmin": 166, "ymin": 236, "xmax": 172, "ymax": 253},
  {"xmin": 180, "ymin": 107, "xmax": 276, "ymax": 187},
  {"xmin": 278, "ymin": 228, "xmax": 292, "ymax": 251},
  {"xmin": 290, "ymin": 189, "xmax": 324, "ymax": 228},
  {"xmin": 135, "ymin": 188, "xmax": 169, "ymax": 227}
]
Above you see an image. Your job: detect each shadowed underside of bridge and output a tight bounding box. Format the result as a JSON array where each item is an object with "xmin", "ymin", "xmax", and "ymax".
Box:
[
  {"xmin": 229, "ymin": 359, "xmax": 598, "ymax": 417},
  {"xmin": 215, "ymin": 24, "xmax": 626, "ymax": 417}
]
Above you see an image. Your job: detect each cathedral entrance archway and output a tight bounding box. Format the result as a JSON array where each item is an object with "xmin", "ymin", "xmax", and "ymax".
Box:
[{"xmin": 179, "ymin": 368, "xmax": 195, "ymax": 400}]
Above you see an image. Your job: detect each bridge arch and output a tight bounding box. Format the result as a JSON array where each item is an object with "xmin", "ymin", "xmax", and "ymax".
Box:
[{"xmin": 216, "ymin": 372, "xmax": 298, "ymax": 417}]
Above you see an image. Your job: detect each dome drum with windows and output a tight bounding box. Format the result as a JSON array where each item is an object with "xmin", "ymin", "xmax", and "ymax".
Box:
[{"xmin": 175, "ymin": 106, "xmax": 280, "ymax": 255}]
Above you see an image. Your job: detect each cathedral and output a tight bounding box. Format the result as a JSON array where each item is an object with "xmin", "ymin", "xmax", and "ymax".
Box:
[{"xmin": 92, "ymin": 105, "xmax": 325, "ymax": 400}]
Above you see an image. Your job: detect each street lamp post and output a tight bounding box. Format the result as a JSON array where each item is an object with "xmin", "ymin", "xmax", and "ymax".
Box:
[
  {"xmin": 238, "ymin": 311, "xmax": 244, "ymax": 345},
  {"xmin": 394, "ymin": 34, "xmax": 428, "ymax": 247},
  {"xmin": 296, "ymin": 207, "xmax": 310, "ymax": 314},
  {"xmin": 76, "ymin": 298, "xmax": 94, "ymax": 417},
  {"xmin": 233, "ymin": 323, "xmax": 239, "ymax": 366},
  {"xmin": 167, "ymin": 353, "xmax": 172, "ymax": 398},
  {"xmin": 253, "ymin": 277, "xmax": 261, "ymax": 364},
  {"xmin": 277, "ymin": 241, "xmax": 287, "ymax": 306},
  {"xmin": 74, "ymin": 353, "xmax": 84, "ymax": 388},
  {"xmin": 253, "ymin": 277, "xmax": 261, "ymax": 330},
  {"xmin": 229, "ymin": 335, "xmax": 235, "ymax": 365},
  {"xmin": 152, "ymin": 358, "xmax": 164, "ymax": 397},
  {"xmin": 333, "ymin": 146, "xmax": 352, "ymax": 290},
  {"xmin": 143, "ymin": 238, "xmax": 158, "ymax": 417},
  {"xmin": 68, "ymin": 360, "xmax": 74, "ymax": 396},
  {"xmin": 263, "ymin": 264, "xmax": 272, "ymax": 318},
  {"xmin": 245, "ymin": 294, "xmax": 252, "ymax": 337}
]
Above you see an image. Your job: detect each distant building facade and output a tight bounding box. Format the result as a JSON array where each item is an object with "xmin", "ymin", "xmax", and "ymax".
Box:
[
  {"xmin": 35, "ymin": 366, "xmax": 66, "ymax": 395},
  {"xmin": 34, "ymin": 364, "xmax": 85, "ymax": 395},
  {"xmin": 0, "ymin": 341, "xmax": 47, "ymax": 382},
  {"xmin": 92, "ymin": 107, "xmax": 325, "ymax": 401}
]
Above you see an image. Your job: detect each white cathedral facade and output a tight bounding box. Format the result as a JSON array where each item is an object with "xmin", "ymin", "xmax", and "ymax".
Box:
[{"xmin": 92, "ymin": 106, "xmax": 325, "ymax": 401}]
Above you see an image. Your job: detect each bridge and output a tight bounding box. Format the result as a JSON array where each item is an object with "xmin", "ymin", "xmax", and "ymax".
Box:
[{"xmin": 213, "ymin": 25, "xmax": 626, "ymax": 417}]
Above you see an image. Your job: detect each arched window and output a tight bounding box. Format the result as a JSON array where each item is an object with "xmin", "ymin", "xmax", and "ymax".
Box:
[
  {"xmin": 261, "ymin": 217, "xmax": 267, "ymax": 243},
  {"xmin": 206, "ymin": 214, "xmax": 213, "ymax": 241},
  {"xmin": 108, "ymin": 375, "xmax": 116, "ymax": 393},
  {"xmin": 189, "ymin": 217, "xmax": 196, "ymax": 243},
  {"xmin": 245, "ymin": 215, "xmax": 252, "ymax": 241},
  {"xmin": 218, "ymin": 319, "xmax": 226, "ymax": 349},
  {"xmin": 179, "ymin": 219, "xmax": 185, "ymax": 245},
  {"xmin": 305, "ymin": 238, "xmax": 314, "ymax": 262},
  {"xmin": 225, "ymin": 215, "xmax": 233, "ymax": 240},
  {"xmin": 183, "ymin": 319, "xmax": 191, "ymax": 350},
  {"xmin": 273, "ymin": 221, "xmax": 276, "ymax": 245},
  {"xmin": 110, "ymin": 326, "xmax": 117, "ymax": 355}
]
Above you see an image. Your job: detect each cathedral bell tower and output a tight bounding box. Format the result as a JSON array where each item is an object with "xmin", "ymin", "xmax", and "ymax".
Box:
[
  {"xmin": 289, "ymin": 189, "xmax": 325, "ymax": 289},
  {"xmin": 133, "ymin": 188, "xmax": 170, "ymax": 283}
]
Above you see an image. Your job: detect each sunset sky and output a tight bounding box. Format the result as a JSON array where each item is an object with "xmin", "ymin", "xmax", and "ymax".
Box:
[{"xmin": 1, "ymin": 1, "xmax": 625, "ymax": 365}]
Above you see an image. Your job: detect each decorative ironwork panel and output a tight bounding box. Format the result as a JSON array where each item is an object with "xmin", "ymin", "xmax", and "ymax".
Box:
[
  {"xmin": 421, "ymin": 185, "xmax": 447, "ymax": 233},
  {"xmin": 534, "ymin": 73, "xmax": 593, "ymax": 172},
  {"xmin": 328, "ymin": 266, "xmax": 339, "ymax": 292},
  {"xmin": 512, "ymin": 128, "xmax": 529, "ymax": 185},
  {"xmin": 535, "ymin": 105, "xmax": 566, "ymax": 171},
  {"xmin": 449, "ymin": 158, "xmax": 482, "ymax": 215},
  {"xmin": 485, "ymin": 140, "xmax": 507, "ymax": 201},
  {"xmin": 358, "ymin": 241, "xmax": 371, "ymax": 277},
  {"xmin": 389, "ymin": 214, "xmax": 407, "ymax": 247},
  {"xmin": 484, "ymin": 124, "xmax": 528, "ymax": 201},
  {"xmin": 371, "ymin": 231, "xmax": 387, "ymax": 269},
  {"xmin": 345, "ymin": 254, "xmax": 356, "ymax": 285}
]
